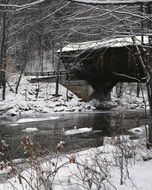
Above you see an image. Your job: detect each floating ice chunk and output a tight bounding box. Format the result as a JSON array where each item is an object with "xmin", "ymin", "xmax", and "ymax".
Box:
[
  {"xmin": 131, "ymin": 128, "xmax": 143, "ymax": 135},
  {"xmin": 8, "ymin": 123, "xmax": 19, "ymax": 127},
  {"xmin": 16, "ymin": 116, "xmax": 59, "ymax": 123},
  {"xmin": 64, "ymin": 127, "xmax": 92, "ymax": 135},
  {"xmin": 128, "ymin": 125, "xmax": 149, "ymax": 135},
  {"xmin": 22, "ymin": 127, "xmax": 39, "ymax": 133}
]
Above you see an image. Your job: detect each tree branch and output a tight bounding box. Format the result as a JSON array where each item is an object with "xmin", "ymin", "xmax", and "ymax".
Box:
[{"xmin": 0, "ymin": 0, "xmax": 45, "ymax": 9}]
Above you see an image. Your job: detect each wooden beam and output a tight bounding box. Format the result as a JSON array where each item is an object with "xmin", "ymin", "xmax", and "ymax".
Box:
[{"xmin": 68, "ymin": 0, "xmax": 152, "ymax": 6}]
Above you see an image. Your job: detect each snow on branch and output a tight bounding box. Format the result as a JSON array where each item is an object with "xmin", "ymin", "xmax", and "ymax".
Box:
[
  {"xmin": 0, "ymin": 0, "xmax": 45, "ymax": 9},
  {"xmin": 68, "ymin": 0, "xmax": 152, "ymax": 6}
]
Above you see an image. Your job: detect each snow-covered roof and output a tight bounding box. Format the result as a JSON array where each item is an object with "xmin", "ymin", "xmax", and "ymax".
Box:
[
  {"xmin": 69, "ymin": 0, "xmax": 152, "ymax": 5},
  {"xmin": 60, "ymin": 36, "xmax": 148, "ymax": 53}
]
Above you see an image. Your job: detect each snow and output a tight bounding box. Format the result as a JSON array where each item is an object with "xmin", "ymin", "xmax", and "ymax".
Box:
[
  {"xmin": 128, "ymin": 125, "xmax": 149, "ymax": 140},
  {"xmin": 22, "ymin": 127, "xmax": 39, "ymax": 132},
  {"xmin": 0, "ymin": 75, "xmax": 148, "ymax": 116},
  {"xmin": 128, "ymin": 125, "xmax": 149, "ymax": 135},
  {"xmin": 1, "ymin": 136, "xmax": 152, "ymax": 190},
  {"xmin": 64, "ymin": 127, "xmax": 92, "ymax": 135},
  {"xmin": 0, "ymin": 166, "xmax": 12, "ymax": 175},
  {"xmin": 16, "ymin": 116, "xmax": 59, "ymax": 123},
  {"xmin": 0, "ymin": 74, "xmax": 96, "ymax": 116},
  {"xmin": 111, "ymin": 83, "xmax": 148, "ymax": 110},
  {"xmin": 8, "ymin": 123, "xmax": 19, "ymax": 126},
  {"xmin": 7, "ymin": 0, "xmax": 46, "ymax": 9},
  {"xmin": 60, "ymin": 36, "xmax": 148, "ymax": 52},
  {"xmin": 70, "ymin": 0, "xmax": 152, "ymax": 5}
]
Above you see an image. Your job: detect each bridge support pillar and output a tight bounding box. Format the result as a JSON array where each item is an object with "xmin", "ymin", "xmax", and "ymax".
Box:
[{"xmin": 90, "ymin": 82, "xmax": 116, "ymax": 110}]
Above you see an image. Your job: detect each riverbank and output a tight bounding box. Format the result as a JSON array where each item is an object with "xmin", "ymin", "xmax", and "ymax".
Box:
[
  {"xmin": 1, "ymin": 135, "xmax": 152, "ymax": 190},
  {"xmin": 111, "ymin": 83, "xmax": 149, "ymax": 110},
  {"xmin": 0, "ymin": 74, "xmax": 96, "ymax": 116},
  {"xmin": 0, "ymin": 74, "xmax": 149, "ymax": 116}
]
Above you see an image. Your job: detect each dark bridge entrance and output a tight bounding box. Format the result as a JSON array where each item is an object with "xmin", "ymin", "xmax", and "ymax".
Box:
[{"xmin": 60, "ymin": 36, "xmax": 148, "ymax": 102}]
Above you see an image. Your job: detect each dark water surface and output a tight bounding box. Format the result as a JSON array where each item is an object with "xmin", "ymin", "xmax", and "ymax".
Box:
[{"xmin": 0, "ymin": 110, "xmax": 148, "ymax": 160}]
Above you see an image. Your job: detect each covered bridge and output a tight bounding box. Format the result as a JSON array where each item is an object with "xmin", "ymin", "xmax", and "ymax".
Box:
[{"xmin": 60, "ymin": 36, "xmax": 148, "ymax": 101}]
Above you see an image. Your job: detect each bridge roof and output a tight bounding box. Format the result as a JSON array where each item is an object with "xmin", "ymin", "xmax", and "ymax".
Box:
[
  {"xmin": 69, "ymin": 0, "xmax": 152, "ymax": 6},
  {"xmin": 60, "ymin": 36, "xmax": 148, "ymax": 53}
]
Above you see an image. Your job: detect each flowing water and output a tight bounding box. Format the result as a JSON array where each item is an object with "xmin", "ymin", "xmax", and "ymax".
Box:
[{"xmin": 0, "ymin": 110, "xmax": 148, "ymax": 160}]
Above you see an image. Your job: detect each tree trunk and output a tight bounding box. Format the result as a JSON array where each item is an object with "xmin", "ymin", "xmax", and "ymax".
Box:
[
  {"xmin": 55, "ymin": 58, "xmax": 61, "ymax": 97},
  {"xmin": 15, "ymin": 45, "xmax": 27, "ymax": 94},
  {"xmin": 15, "ymin": 68, "xmax": 24, "ymax": 94},
  {"xmin": 116, "ymin": 83, "xmax": 123, "ymax": 98},
  {"xmin": 137, "ymin": 83, "xmax": 140, "ymax": 97},
  {"xmin": 55, "ymin": 44, "xmax": 62, "ymax": 97},
  {"xmin": 0, "ymin": 2, "xmax": 8, "ymax": 100},
  {"xmin": 146, "ymin": 2, "xmax": 152, "ymax": 146}
]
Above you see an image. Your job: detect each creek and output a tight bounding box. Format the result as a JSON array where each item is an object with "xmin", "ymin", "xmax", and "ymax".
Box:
[{"xmin": 0, "ymin": 110, "xmax": 148, "ymax": 160}]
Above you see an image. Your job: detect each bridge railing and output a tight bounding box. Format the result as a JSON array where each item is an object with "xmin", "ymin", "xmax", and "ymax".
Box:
[{"xmin": 24, "ymin": 71, "xmax": 67, "ymax": 77}]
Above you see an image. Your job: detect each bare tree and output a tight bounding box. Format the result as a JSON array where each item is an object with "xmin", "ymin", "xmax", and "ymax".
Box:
[{"xmin": 0, "ymin": 0, "xmax": 10, "ymax": 100}]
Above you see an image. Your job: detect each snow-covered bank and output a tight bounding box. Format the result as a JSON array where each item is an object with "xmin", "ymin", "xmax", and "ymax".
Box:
[
  {"xmin": 1, "ymin": 136, "xmax": 152, "ymax": 190},
  {"xmin": 0, "ymin": 74, "xmax": 95, "ymax": 116},
  {"xmin": 0, "ymin": 75, "xmax": 149, "ymax": 116},
  {"xmin": 87, "ymin": 83, "xmax": 148, "ymax": 110},
  {"xmin": 111, "ymin": 83, "xmax": 149, "ymax": 110}
]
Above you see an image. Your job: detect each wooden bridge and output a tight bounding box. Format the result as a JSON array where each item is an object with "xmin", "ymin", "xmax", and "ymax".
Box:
[
  {"xmin": 60, "ymin": 36, "xmax": 148, "ymax": 101},
  {"xmin": 24, "ymin": 36, "xmax": 149, "ymax": 102}
]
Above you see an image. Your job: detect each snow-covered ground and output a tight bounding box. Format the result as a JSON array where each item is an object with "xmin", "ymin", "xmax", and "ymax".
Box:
[
  {"xmin": 0, "ymin": 74, "xmax": 96, "ymax": 116},
  {"xmin": 111, "ymin": 83, "xmax": 149, "ymax": 110},
  {"xmin": 0, "ymin": 135, "xmax": 152, "ymax": 190},
  {"xmin": 0, "ymin": 74, "xmax": 149, "ymax": 116}
]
